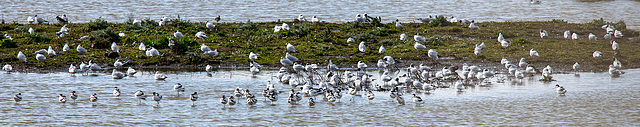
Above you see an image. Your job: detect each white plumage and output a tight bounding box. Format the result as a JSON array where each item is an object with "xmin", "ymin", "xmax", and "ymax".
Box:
[
  {"xmin": 47, "ymin": 46, "xmax": 57, "ymax": 56},
  {"xmin": 174, "ymin": 30, "xmax": 183, "ymax": 38},
  {"xmin": 77, "ymin": 45, "xmax": 88, "ymax": 53},
  {"xmin": 414, "ymin": 34, "xmax": 425, "ymax": 42},
  {"xmin": 358, "ymin": 41, "xmax": 366, "ymax": 52},
  {"xmin": 592, "ymin": 51, "xmax": 602, "ymax": 58},
  {"xmin": 588, "ymin": 33, "xmax": 597, "ymax": 40},
  {"xmin": 428, "ymin": 49, "xmax": 438, "ymax": 59},
  {"xmin": 540, "ymin": 30, "xmax": 547, "ymax": 38},
  {"xmin": 414, "ymin": 42, "xmax": 427, "ymax": 50},
  {"xmin": 196, "ymin": 31, "xmax": 207, "ymax": 39},
  {"xmin": 286, "ymin": 43, "xmax": 296, "ymax": 52},
  {"xmin": 35, "ymin": 54, "xmax": 46, "ymax": 61},
  {"xmin": 571, "ymin": 33, "xmax": 578, "ymax": 40},
  {"xmin": 112, "ymin": 69, "xmax": 125, "ymax": 79},
  {"xmin": 204, "ymin": 49, "xmax": 218, "ymax": 57},
  {"xmin": 378, "ymin": 45, "xmax": 386, "ymax": 53},
  {"xmin": 498, "ymin": 33, "xmax": 505, "ymax": 42},
  {"xmin": 400, "ymin": 33, "xmax": 407, "ymax": 41},
  {"xmin": 530, "ymin": 49, "xmax": 539, "ymax": 57}
]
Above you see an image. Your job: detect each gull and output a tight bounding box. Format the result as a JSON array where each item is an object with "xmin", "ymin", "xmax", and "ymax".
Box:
[
  {"xmin": 90, "ymin": 93, "xmax": 98, "ymax": 104},
  {"xmin": 449, "ymin": 16, "xmax": 458, "ymax": 23},
  {"xmin": 455, "ymin": 80, "xmax": 464, "ymax": 92},
  {"xmin": 132, "ymin": 19, "xmax": 141, "ymax": 26},
  {"xmin": 414, "ymin": 42, "xmax": 427, "ymax": 50},
  {"xmin": 274, "ymin": 25, "xmax": 282, "ymax": 32},
  {"xmin": 589, "ymin": 33, "xmax": 597, "ymax": 40},
  {"xmin": 195, "ymin": 31, "xmax": 207, "ymax": 39},
  {"xmin": 500, "ymin": 40, "xmax": 509, "ymax": 48},
  {"xmin": 612, "ymin": 58, "xmax": 621, "ymax": 69},
  {"xmin": 311, "ymin": 15, "xmax": 319, "ymax": 23},
  {"xmin": 383, "ymin": 56, "xmax": 396, "ymax": 66},
  {"xmin": 280, "ymin": 57, "xmax": 293, "ymax": 66},
  {"xmin": 17, "ymin": 51, "xmax": 27, "ymax": 62},
  {"xmin": 34, "ymin": 49, "xmax": 47, "ymax": 54},
  {"xmin": 609, "ymin": 64, "xmax": 623, "ymax": 76},
  {"xmin": 614, "ymin": 30, "xmax": 623, "ymax": 38},
  {"xmin": 250, "ymin": 64, "xmax": 260, "ymax": 75},
  {"xmin": 611, "ymin": 40, "xmax": 619, "ymax": 51},
  {"xmin": 604, "ymin": 33, "xmax": 612, "ymax": 40},
  {"xmin": 498, "ymin": 33, "xmax": 505, "ymax": 42},
  {"xmin": 428, "ymin": 49, "xmax": 438, "ymax": 59},
  {"xmin": 113, "ymin": 59, "xmax": 128, "ymax": 68},
  {"xmin": 34, "ymin": 15, "xmax": 47, "ymax": 24},
  {"xmin": 606, "ymin": 25, "xmax": 615, "ymax": 33},
  {"xmin": 366, "ymin": 91, "xmax": 375, "ymax": 101},
  {"xmin": 564, "ymin": 31, "xmax": 571, "ymax": 39},
  {"xmin": 327, "ymin": 59, "xmax": 338, "ymax": 71},
  {"xmin": 204, "ymin": 49, "xmax": 218, "ymax": 57},
  {"xmin": 395, "ymin": 19, "xmax": 403, "ymax": 29},
  {"xmin": 113, "ymin": 87, "xmax": 121, "ymax": 98},
  {"xmin": 206, "ymin": 65, "xmax": 213, "ymax": 72},
  {"xmin": 139, "ymin": 42, "xmax": 146, "ymax": 51},
  {"xmin": 573, "ymin": 62, "xmax": 580, "ymax": 73},
  {"xmin": 58, "ymin": 94, "xmax": 67, "ymax": 103},
  {"xmin": 474, "ymin": 45, "xmax": 482, "ymax": 55},
  {"xmin": 200, "ymin": 43, "xmax": 211, "ymax": 52},
  {"xmin": 542, "ymin": 65, "xmax": 553, "ymax": 80},
  {"xmin": 357, "ymin": 61, "xmax": 367, "ymax": 70},
  {"xmin": 135, "ymin": 90, "xmax": 146, "ymax": 104},
  {"xmin": 293, "ymin": 63, "xmax": 305, "ymax": 72},
  {"xmin": 190, "ymin": 92, "xmax": 198, "ymax": 105},
  {"xmin": 63, "ymin": 44, "xmax": 70, "ymax": 52},
  {"xmin": 249, "ymin": 52, "xmax": 258, "ymax": 61},
  {"xmin": 206, "ymin": 21, "xmax": 215, "ymax": 30},
  {"xmin": 174, "ymin": 30, "xmax": 184, "ymax": 38},
  {"xmin": 355, "ymin": 14, "xmax": 365, "ymax": 22},
  {"xmin": 378, "ymin": 45, "xmax": 386, "ymax": 53},
  {"xmin": 127, "ymin": 67, "xmax": 137, "ymax": 76},
  {"xmin": 571, "ymin": 33, "xmax": 578, "ymax": 40},
  {"xmin": 77, "ymin": 45, "xmax": 88, "ymax": 53},
  {"xmin": 525, "ymin": 65, "xmax": 536, "ymax": 74},
  {"xmin": 35, "ymin": 54, "xmax": 46, "ymax": 61},
  {"xmin": 46, "ymin": 46, "xmax": 57, "ymax": 56},
  {"xmin": 414, "ymin": 33, "xmax": 425, "ymax": 42},
  {"xmin": 377, "ymin": 59, "xmax": 387, "ymax": 69},
  {"xmin": 111, "ymin": 42, "xmax": 119, "ymax": 53},
  {"xmin": 286, "ymin": 43, "xmax": 296, "ymax": 52},
  {"xmin": 14, "ymin": 93, "xmax": 22, "ymax": 103},
  {"xmin": 79, "ymin": 35, "xmax": 90, "ymax": 41},
  {"xmin": 468, "ymin": 21, "xmax": 479, "ymax": 29},
  {"xmin": 297, "ymin": 14, "xmax": 306, "ymax": 22},
  {"xmin": 27, "ymin": 15, "xmax": 35, "ymax": 23},
  {"xmin": 174, "ymin": 83, "xmax": 185, "ymax": 96},
  {"xmin": 286, "ymin": 52, "xmax": 299, "ymax": 61},
  {"xmin": 3, "ymin": 64, "xmax": 12, "ymax": 73},
  {"xmin": 281, "ymin": 23, "xmax": 290, "ymax": 30},
  {"xmin": 28, "ymin": 27, "xmax": 35, "ymax": 34},
  {"xmin": 146, "ymin": 47, "xmax": 160, "ymax": 56},
  {"xmin": 112, "ymin": 69, "xmax": 125, "ymax": 79},
  {"xmin": 4, "ymin": 34, "xmax": 12, "ymax": 40},
  {"xmin": 155, "ymin": 71, "xmax": 168, "ymax": 80},
  {"xmin": 400, "ymin": 33, "xmax": 407, "ymax": 40},
  {"xmin": 347, "ymin": 37, "xmax": 355, "ymax": 43},
  {"xmin": 220, "ymin": 95, "xmax": 228, "ymax": 107},
  {"xmin": 417, "ymin": 16, "xmax": 431, "ymax": 23},
  {"xmin": 152, "ymin": 92, "xmax": 163, "ymax": 106},
  {"xmin": 530, "ymin": 0, "xmax": 541, "ymax": 4},
  {"xmin": 118, "ymin": 31, "xmax": 125, "ymax": 37},
  {"xmin": 593, "ymin": 51, "xmax": 603, "ymax": 58},
  {"xmin": 555, "ymin": 84, "xmax": 567, "ymax": 95},
  {"xmin": 396, "ymin": 95, "xmax": 405, "ymax": 105},
  {"xmin": 534, "ymin": 29, "xmax": 547, "ymax": 38},
  {"xmin": 59, "ymin": 25, "xmax": 69, "ymax": 34},
  {"xmin": 70, "ymin": 91, "xmax": 78, "ymax": 103},
  {"xmin": 530, "ymin": 49, "xmax": 539, "ymax": 57},
  {"xmin": 214, "ymin": 15, "xmax": 221, "ymax": 22},
  {"xmin": 358, "ymin": 41, "xmax": 366, "ymax": 52}
]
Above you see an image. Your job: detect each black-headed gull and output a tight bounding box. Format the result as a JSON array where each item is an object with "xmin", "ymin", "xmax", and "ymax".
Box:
[{"xmin": 358, "ymin": 42, "xmax": 366, "ymax": 52}]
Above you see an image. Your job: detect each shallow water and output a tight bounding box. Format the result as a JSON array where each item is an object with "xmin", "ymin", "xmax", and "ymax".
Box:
[
  {"xmin": 1, "ymin": 68, "xmax": 639, "ymax": 126},
  {"xmin": 3, "ymin": 0, "xmax": 640, "ymax": 30}
]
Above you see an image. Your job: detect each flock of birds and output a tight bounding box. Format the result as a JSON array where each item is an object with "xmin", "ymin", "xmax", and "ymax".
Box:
[{"xmin": 4, "ymin": 11, "xmax": 631, "ymax": 107}]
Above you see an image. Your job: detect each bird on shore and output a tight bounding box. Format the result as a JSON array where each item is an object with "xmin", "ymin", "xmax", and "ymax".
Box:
[
  {"xmin": 614, "ymin": 30, "xmax": 623, "ymax": 38},
  {"xmin": 28, "ymin": 27, "xmax": 35, "ymax": 34},
  {"xmin": 174, "ymin": 30, "xmax": 183, "ymax": 38},
  {"xmin": 206, "ymin": 21, "xmax": 216, "ymax": 30},
  {"xmin": 347, "ymin": 37, "xmax": 354, "ymax": 43},
  {"xmin": 138, "ymin": 43, "xmax": 146, "ymax": 51},
  {"xmin": 474, "ymin": 45, "xmax": 482, "ymax": 55},
  {"xmin": 572, "ymin": 33, "xmax": 578, "ymax": 40},
  {"xmin": 573, "ymin": 62, "xmax": 580, "ymax": 74},
  {"xmin": 206, "ymin": 65, "xmax": 213, "ymax": 73},
  {"xmin": 414, "ymin": 42, "xmax": 426, "ymax": 50},
  {"xmin": 17, "ymin": 51, "xmax": 27, "ymax": 62},
  {"xmin": 111, "ymin": 42, "xmax": 119, "ymax": 53},
  {"xmin": 113, "ymin": 87, "xmax": 121, "ymax": 98},
  {"xmin": 113, "ymin": 59, "xmax": 128, "ymax": 68},
  {"xmin": 359, "ymin": 41, "xmax": 366, "ymax": 52},
  {"xmin": 196, "ymin": 31, "xmax": 207, "ymax": 39},
  {"xmin": 400, "ymin": 33, "xmax": 407, "ymax": 41},
  {"xmin": 428, "ymin": 49, "xmax": 438, "ymax": 59},
  {"xmin": 34, "ymin": 15, "xmax": 48, "ymax": 24},
  {"xmin": 214, "ymin": 15, "xmax": 221, "ymax": 22},
  {"xmin": 204, "ymin": 49, "xmax": 218, "ymax": 57},
  {"xmin": 540, "ymin": 30, "xmax": 548, "ymax": 38},
  {"xmin": 311, "ymin": 15, "xmax": 319, "ymax": 23},
  {"xmin": 70, "ymin": 91, "xmax": 78, "ymax": 103},
  {"xmin": 280, "ymin": 57, "xmax": 293, "ymax": 66},
  {"xmin": 118, "ymin": 31, "xmax": 125, "ymax": 37},
  {"xmin": 174, "ymin": 83, "xmax": 185, "ymax": 96},
  {"xmin": 286, "ymin": 52, "xmax": 299, "ymax": 61},
  {"xmin": 35, "ymin": 54, "xmax": 46, "ymax": 61},
  {"xmin": 190, "ymin": 92, "xmax": 198, "ymax": 105},
  {"xmin": 14, "ymin": 93, "xmax": 22, "ymax": 103},
  {"xmin": 468, "ymin": 21, "xmax": 479, "ymax": 29},
  {"xmin": 62, "ymin": 44, "xmax": 70, "ymax": 52},
  {"xmin": 593, "ymin": 51, "xmax": 603, "ymax": 58},
  {"xmin": 152, "ymin": 92, "xmax": 163, "ymax": 106},
  {"xmin": 133, "ymin": 19, "xmax": 141, "ymax": 26},
  {"xmin": 500, "ymin": 40, "xmax": 509, "ymax": 48},
  {"xmin": 155, "ymin": 71, "xmax": 168, "ymax": 80},
  {"xmin": 77, "ymin": 45, "xmax": 88, "ymax": 53},
  {"xmin": 530, "ymin": 49, "xmax": 539, "ymax": 57},
  {"xmin": 498, "ymin": 33, "xmax": 505, "ymax": 42},
  {"xmin": 564, "ymin": 30, "xmax": 571, "ymax": 39},
  {"xmin": 589, "ymin": 33, "xmax": 597, "ymax": 40},
  {"xmin": 287, "ymin": 43, "xmax": 296, "ymax": 52},
  {"xmin": 379, "ymin": 46, "xmax": 386, "ymax": 54},
  {"xmin": 3, "ymin": 64, "xmax": 12, "ymax": 73},
  {"xmin": 395, "ymin": 19, "xmax": 403, "ymax": 30},
  {"xmin": 414, "ymin": 33, "xmax": 425, "ymax": 42},
  {"xmin": 249, "ymin": 52, "xmax": 258, "ymax": 61},
  {"xmin": 47, "ymin": 46, "xmax": 56, "ymax": 56}
]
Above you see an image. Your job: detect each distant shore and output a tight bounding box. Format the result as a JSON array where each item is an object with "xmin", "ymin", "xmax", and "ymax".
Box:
[{"xmin": 1, "ymin": 18, "xmax": 639, "ymax": 73}]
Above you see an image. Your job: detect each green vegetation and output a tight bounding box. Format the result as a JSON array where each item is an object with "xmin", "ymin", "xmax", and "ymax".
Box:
[{"xmin": 0, "ymin": 18, "xmax": 639, "ymax": 72}]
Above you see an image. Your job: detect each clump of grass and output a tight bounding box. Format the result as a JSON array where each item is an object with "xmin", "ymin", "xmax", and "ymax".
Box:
[
  {"xmin": 89, "ymin": 27, "xmax": 120, "ymax": 49},
  {"xmin": 24, "ymin": 33, "xmax": 51, "ymax": 44},
  {"xmin": 353, "ymin": 32, "xmax": 376, "ymax": 42},
  {"xmin": 0, "ymin": 38, "xmax": 17, "ymax": 48},
  {"xmin": 429, "ymin": 15, "xmax": 453, "ymax": 27},
  {"xmin": 82, "ymin": 18, "xmax": 110, "ymax": 31},
  {"xmin": 551, "ymin": 19, "xmax": 567, "ymax": 23},
  {"xmin": 238, "ymin": 21, "xmax": 258, "ymax": 31},
  {"xmin": 292, "ymin": 24, "xmax": 310, "ymax": 37},
  {"xmin": 170, "ymin": 36, "xmax": 198, "ymax": 55},
  {"xmin": 512, "ymin": 38, "xmax": 529, "ymax": 45},
  {"xmin": 171, "ymin": 15, "xmax": 193, "ymax": 28}
]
